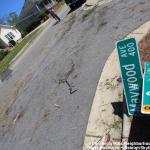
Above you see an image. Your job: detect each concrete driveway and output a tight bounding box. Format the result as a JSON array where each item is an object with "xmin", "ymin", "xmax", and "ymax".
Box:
[{"xmin": 0, "ymin": 0, "xmax": 150, "ymax": 150}]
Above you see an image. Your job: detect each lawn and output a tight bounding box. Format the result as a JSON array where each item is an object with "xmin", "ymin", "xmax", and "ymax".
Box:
[{"xmin": 0, "ymin": 28, "xmax": 41, "ymax": 74}]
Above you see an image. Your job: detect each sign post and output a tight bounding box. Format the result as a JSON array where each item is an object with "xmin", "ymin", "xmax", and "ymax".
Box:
[
  {"xmin": 141, "ymin": 62, "xmax": 150, "ymax": 114},
  {"xmin": 116, "ymin": 38, "xmax": 143, "ymax": 115}
]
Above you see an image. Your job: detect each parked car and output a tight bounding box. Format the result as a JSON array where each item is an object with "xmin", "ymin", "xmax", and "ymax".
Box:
[{"xmin": 65, "ymin": 0, "xmax": 86, "ymax": 10}]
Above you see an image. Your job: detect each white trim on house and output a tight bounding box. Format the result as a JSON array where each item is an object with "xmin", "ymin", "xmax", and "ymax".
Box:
[
  {"xmin": 0, "ymin": 24, "xmax": 22, "ymax": 48},
  {"xmin": 0, "ymin": 24, "xmax": 15, "ymax": 29}
]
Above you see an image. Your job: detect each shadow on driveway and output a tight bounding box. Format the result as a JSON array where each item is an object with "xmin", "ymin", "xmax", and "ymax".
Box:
[{"xmin": 0, "ymin": 68, "xmax": 13, "ymax": 82}]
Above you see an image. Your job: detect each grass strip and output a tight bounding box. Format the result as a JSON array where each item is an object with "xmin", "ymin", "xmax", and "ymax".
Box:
[{"xmin": 0, "ymin": 28, "xmax": 41, "ymax": 74}]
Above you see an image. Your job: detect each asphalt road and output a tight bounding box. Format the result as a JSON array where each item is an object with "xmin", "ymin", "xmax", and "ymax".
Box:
[{"xmin": 0, "ymin": 1, "xmax": 150, "ymax": 150}]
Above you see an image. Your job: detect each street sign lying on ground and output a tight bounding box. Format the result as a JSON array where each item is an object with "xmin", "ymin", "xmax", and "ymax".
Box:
[
  {"xmin": 116, "ymin": 37, "xmax": 143, "ymax": 115},
  {"xmin": 141, "ymin": 62, "xmax": 150, "ymax": 114}
]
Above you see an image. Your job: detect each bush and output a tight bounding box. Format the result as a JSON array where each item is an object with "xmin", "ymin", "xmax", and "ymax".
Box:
[
  {"xmin": 9, "ymin": 40, "xmax": 16, "ymax": 47},
  {"xmin": 39, "ymin": 11, "xmax": 49, "ymax": 21},
  {"xmin": 26, "ymin": 21, "xmax": 41, "ymax": 33},
  {"xmin": 0, "ymin": 49, "xmax": 9, "ymax": 61}
]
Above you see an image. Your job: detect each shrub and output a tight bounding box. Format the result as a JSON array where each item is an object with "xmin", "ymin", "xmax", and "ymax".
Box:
[
  {"xmin": 26, "ymin": 21, "xmax": 41, "ymax": 33},
  {"xmin": 39, "ymin": 11, "xmax": 49, "ymax": 21},
  {"xmin": 9, "ymin": 40, "xmax": 16, "ymax": 47},
  {"xmin": 0, "ymin": 49, "xmax": 9, "ymax": 61}
]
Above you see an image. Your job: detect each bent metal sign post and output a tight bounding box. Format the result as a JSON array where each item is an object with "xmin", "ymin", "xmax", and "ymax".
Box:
[{"xmin": 116, "ymin": 38, "xmax": 143, "ymax": 115}]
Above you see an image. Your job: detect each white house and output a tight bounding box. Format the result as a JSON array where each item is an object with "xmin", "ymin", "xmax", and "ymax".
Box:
[{"xmin": 0, "ymin": 24, "xmax": 22, "ymax": 48}]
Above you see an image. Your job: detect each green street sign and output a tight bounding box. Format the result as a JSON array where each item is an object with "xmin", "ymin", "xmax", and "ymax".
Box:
[
  {"xmin": 141, "ymin": 62, "xmax": 150, "ymax": 114},
  {"xmin": 116, "ymin": 38, "xmax": 143, "ymax": 115}
]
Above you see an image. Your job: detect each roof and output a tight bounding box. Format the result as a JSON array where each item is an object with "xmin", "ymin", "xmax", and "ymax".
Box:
[
  {"xmin": 0, "ymin": 24, "xmax": 17, "ymax": 35},
  {"xmin": 0, "ymin": 24, "xmax": 15, "ymax": 29}
]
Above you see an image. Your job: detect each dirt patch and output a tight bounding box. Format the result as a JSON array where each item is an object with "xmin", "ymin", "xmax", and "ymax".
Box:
[
  {"xmin": 0, "ymin": 80, "xmax": 24, "ymax": 129},
  {"xmin": 0, "ymin": 71, "xmax": 33, "ymax": 128},
  {"xmin": 139, "ymin": 30, "xmax": 150, "ymax": 69},
  {"xmin": 0, "ymin": 80, "xmax": 23, "ymax": 117},
  {"xmin": 99, "ymin": 76, "xmax": 119, "ymax": 91}
]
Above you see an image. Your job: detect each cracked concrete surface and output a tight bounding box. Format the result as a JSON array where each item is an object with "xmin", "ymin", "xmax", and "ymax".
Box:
[{"xmin": 0, "ymin": 0, "xmax": 150, "ymax": 150}]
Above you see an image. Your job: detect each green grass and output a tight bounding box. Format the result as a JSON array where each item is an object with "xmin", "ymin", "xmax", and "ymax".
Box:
[{"xmin": 0, "ymin": 28, "xmax": 41, "ymax": 74}]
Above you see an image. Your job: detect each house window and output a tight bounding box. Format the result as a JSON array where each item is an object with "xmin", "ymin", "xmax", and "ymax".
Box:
[
  {"xmin": 5, "ymin": 35, "xmax": 11, "ymax": 41},
  {"xmin": 9, "ymin": 32, "xmax": 15, "ymax": 38},
  {"xmin": 5, "ymin": 32, "xmax": 15, "ymax": 41},
  {"xmin": 7, "ymin": 34, "xmax": 13, "ymax": 40}
]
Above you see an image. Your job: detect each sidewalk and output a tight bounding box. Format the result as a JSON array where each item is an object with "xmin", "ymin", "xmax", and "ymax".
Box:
[{"xmin": 83, "ymin": 21, "xmax": 150, "ymax": 150}]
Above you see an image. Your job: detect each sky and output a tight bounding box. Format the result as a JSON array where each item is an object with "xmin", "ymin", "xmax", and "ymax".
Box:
[{"xmin": 0, "ymin": 0, "xmax": 24, "ymax": 17}]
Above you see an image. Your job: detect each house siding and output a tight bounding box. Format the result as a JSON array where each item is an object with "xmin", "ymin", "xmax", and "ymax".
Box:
[
  {"xmin": 0, "ymin": 38, "xmax": 7, "ymax": 48},
  {"xmin": 0, "ymin": 27, "xmax": 22, "ymax": 47}
]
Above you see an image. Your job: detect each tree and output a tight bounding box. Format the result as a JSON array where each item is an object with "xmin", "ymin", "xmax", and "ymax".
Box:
[
  {"xmin": 0, "ymin": 16, "xmax": 7, "ymax": 24},
  {"xmin": 7, "ymin": 12, "xmax": 18, "ymax": 26}
]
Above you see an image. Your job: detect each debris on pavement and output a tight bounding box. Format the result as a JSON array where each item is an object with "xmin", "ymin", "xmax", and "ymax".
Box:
[
  {"xmin": 13, "ymin": 112, "xmax": 22, "ymax": 126},
  {"xmin": 54, "ymin": 104, "xmax": 61, "ymax": 108}
]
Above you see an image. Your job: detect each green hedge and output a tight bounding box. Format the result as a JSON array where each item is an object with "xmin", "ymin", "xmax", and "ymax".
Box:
[{"xmin": 0, "ymin": 49, "xmax": 8, "ymax": 61}]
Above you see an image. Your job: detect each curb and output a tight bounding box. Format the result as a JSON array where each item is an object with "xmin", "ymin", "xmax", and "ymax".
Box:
[{"xmin": 83, "ymin": 20, "xmax": 150, "ymax": 150}]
